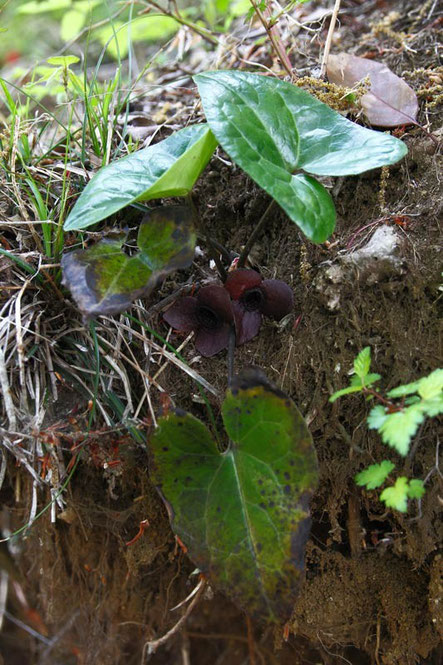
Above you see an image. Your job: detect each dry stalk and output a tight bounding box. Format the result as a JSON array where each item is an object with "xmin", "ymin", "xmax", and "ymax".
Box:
[
  {"xmin": 15, "ymin": 280, "xmax": 30, "ymax": 411},
  {"xmin": 152, "ymin": 331, "xmax": 194, "ymax": 383},
  {"xmin": 0, "ymin": 571, "xmax": 8, "ymax": 632},
  {"xmin": 142, "ymin": 577, "xmax": 207, "ymax": 658},
  {"xmin": 0, "ymin": 347, "xmax": 16, "ymax": 430},
  {"xmin": 320, "ymin": 0, "xmax": 342, "ymax": 78},
  {"xmin": 249, "ymin": 0, "xmax": 294, "ymax": 78},
  {"xmin": 104, "ymin": 318, "xmax": 219, "ymax": 397}
]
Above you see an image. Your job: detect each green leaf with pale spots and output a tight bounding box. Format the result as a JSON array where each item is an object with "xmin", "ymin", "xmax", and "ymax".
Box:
[
  {"xmin": 61, "ymin": 206, "xmax": 195, "ymax": 318},
  {"xmin": 149, "ymin": 368, "xmax": 318, "ymax": 623}
]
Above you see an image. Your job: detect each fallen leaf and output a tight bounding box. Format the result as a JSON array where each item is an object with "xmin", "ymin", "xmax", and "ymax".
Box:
[{"xmin": 327, "ymin": 53, "xmax": 418, "ymax": 127}]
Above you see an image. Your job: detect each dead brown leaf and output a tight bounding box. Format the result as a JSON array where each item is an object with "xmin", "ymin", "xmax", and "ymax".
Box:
[{"xmin": 327, "ymin": 52, "xmax": 418, "ymax": 127}]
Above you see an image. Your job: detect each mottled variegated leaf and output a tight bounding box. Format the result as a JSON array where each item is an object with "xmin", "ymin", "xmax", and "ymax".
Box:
[
  {"xmin": 149, "ymin": 368, "xmax": 318, "ymax": 622},
  {"xmin": 61, "ymin": 206, "xmax": 195, "ymax": 318}
]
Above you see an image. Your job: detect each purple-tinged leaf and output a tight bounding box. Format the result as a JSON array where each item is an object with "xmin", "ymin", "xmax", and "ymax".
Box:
[{"xmin": 62, "ymin": 206, "xmax": 195, "ymax": 318}]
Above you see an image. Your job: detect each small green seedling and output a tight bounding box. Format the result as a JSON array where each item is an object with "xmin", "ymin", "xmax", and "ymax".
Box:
[
  {"xmin": 62, "ymin": 71, "xmax": 407, "ymax": 318},
  {"xmin": 330, "ymin": 347, "xmax": 442, "ymax": 512}
]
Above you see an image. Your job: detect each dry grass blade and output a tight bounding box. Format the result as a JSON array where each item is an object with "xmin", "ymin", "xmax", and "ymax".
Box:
[
  {"xmin": 104, "ymin": 317, "xmax": 219, "ymax": 397},
  {"xmin": 0, "ymin": 346, "xmax": 16, "ymax": 430},
  {"xmin": 143, "ymin": 578, "xmax": 207, "ymax": 658},
  {"xmin": 0, "ymin": 431, "xmax": 44, "ymax": 488},
  {"xmin": 320, "ymin": 0, "xmax": 342, "ymax": 78}
]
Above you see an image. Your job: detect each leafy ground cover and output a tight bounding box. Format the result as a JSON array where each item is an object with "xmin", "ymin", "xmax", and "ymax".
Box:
[{"xmin": 0, "ymin": 1, "xmax": 442, "ymax": 664}]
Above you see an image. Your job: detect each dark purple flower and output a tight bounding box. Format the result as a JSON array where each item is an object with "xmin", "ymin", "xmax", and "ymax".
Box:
[
  {"xmin": 163, "ymin": 284, "xmax": 234, "ymax": 357},
  {"xmin": 224, "ymin": 269, "xmax": 294, "ymax": 345}
]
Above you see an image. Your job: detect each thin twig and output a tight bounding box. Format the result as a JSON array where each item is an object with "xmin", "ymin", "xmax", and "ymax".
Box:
[
  {"xmin": 139, "ymin": 1, "xmax": 218, "ymax": 45},
  {"xmin": 238, "ymin": 199, "xmax": 276, "ymax": 268},
  {"xmin": 41, "ymin": 610, "xmax": 81, "ymax": 660},
  {"xmin": 0, "ymin": 449, "xmax": 7, "ymax": 492},
  {"xmin": 148, "ymin": 283, "xmax": 195, "ymax": 316},
  {"xmin": 0, "ymin": 434, "xmax": 44, "ymax": 488},
  {"xmin": 143, "ymin": 578, "xmax": 207, "ymax": 658},
  {"xmin": 104, "ymin": 319, "xmax": 219, "ymax": 397},
  {"xmin": 152, "ymin": 332, "xmax": 194, "ymax": 383},
  {"xmin": 249, "ymin": 0, "xmax": 293, "ymax": 78},
  {"xmin": 170, "ymin": 576, "xmax": 205, "ymax": 612},
  {"xmin": 4, "ymin": 610, "xmax": 51, "ymax": 645},
  {"xmin": 0, "ymin": 572, "xmax": 8, "ymax": 632},
  {"xmin": 246, "ymin": 616, "xmax": 256, "ymax": 665},
  {"xmin": 320, "ymin": 0, "xmax": 342, "ymax": 78}
]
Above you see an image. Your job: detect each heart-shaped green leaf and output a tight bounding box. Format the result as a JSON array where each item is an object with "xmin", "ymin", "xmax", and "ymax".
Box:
[
  {"xmin": 149, "ymin": 368, "xmax": 318, "ymax": 622},
  {"xmin": 64, "ymin": 124, "xmax": 218, "ymax": 231},
  {"xmin": 61, "ymin": 206, "xmax": 195, "ymax": 318},
  {"xmin": 194, "ymin": 71, "xmax": 408, "ymax": 242}
]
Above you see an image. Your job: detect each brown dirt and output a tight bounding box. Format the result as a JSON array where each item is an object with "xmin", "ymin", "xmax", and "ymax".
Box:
[{"xmin": 1, "ymin": 1, "xmax": 442, "ymax": 664}]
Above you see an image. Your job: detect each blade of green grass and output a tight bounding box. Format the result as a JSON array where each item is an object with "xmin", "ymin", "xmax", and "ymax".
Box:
[{"xmin": 0, "ymin": 248, "xmax": 44, "ymax": 284}]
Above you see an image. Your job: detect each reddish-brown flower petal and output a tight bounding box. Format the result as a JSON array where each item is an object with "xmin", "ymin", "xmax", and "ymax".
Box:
[
  {"xmin": 195, "ymin": 322, "xmax": 231, "ymax": 357},
  {"xmin": 261, "ymin": 280, "xmax": 294, "ymax": 319},
  {"xmin": 163, "ymin": 296, "xmax": 198, "ymax": 332},
  {"xmin": 197, "ymin": 284, "xmax": 234, "ymax": 322},
  {"xmin": 224, "ymin": 269, "xmax": 262, "ymax": 300},
  {"xmin": 233, "ymin": 301, "xmax": 262, "ymax": 345}
]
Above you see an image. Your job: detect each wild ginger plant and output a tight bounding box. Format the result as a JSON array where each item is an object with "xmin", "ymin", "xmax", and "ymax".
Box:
[
  {"xmin": 57, "ymin": 72, "xmax": 412, "ymax": 622},
  {"xmin": 61, "ymin": 71, "xmax": 407, "ymax": 319}
]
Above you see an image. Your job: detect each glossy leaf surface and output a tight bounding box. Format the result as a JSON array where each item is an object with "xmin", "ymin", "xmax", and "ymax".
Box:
[
  {"xmin": 61, "ymin": 206, "xmax": 195, "ymax": 318},
  {"xmin": 64, "ymin": 124, "xmax": 217, "ymax": 231},
  {"xmin": 150, "ymin": 368, "xmax": 318, "ymax": 622},
  {"xmin": 195, "ymin": 71, "xmax": 407, "ymax": 242}
]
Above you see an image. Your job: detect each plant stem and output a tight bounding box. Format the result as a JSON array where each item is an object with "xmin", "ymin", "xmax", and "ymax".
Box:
[
  {"xmin": 363, "ymin": 387, "xmax": 395, "ymax": 408},
  {"xmin": 206, "ymin": 238, "xmax": 235, "ymax": 265},
  {"xmin": 143, "ymin": 577, "xmax": 207, "ymax": 656},
  {"xmin": 238, "ymin": 199, "xmax": 276, "ymax": 268},
  {"xmin": 249, "ymin": 0, "xmax": 293, "ymax": 78},
  {"xmin": 139, "ymin": 1, "xmax": 219, "ymax": 46},
  {"xmin": 320, "ymin": 0, "xmax": 342, "ymax": 78},
  {"xmin": 227, "ymin": 325, "xmax": 236, "ymax": 387},
  {"xmin": 246, "ymin": 615, "xmax": 256, "ymax": 665}
]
